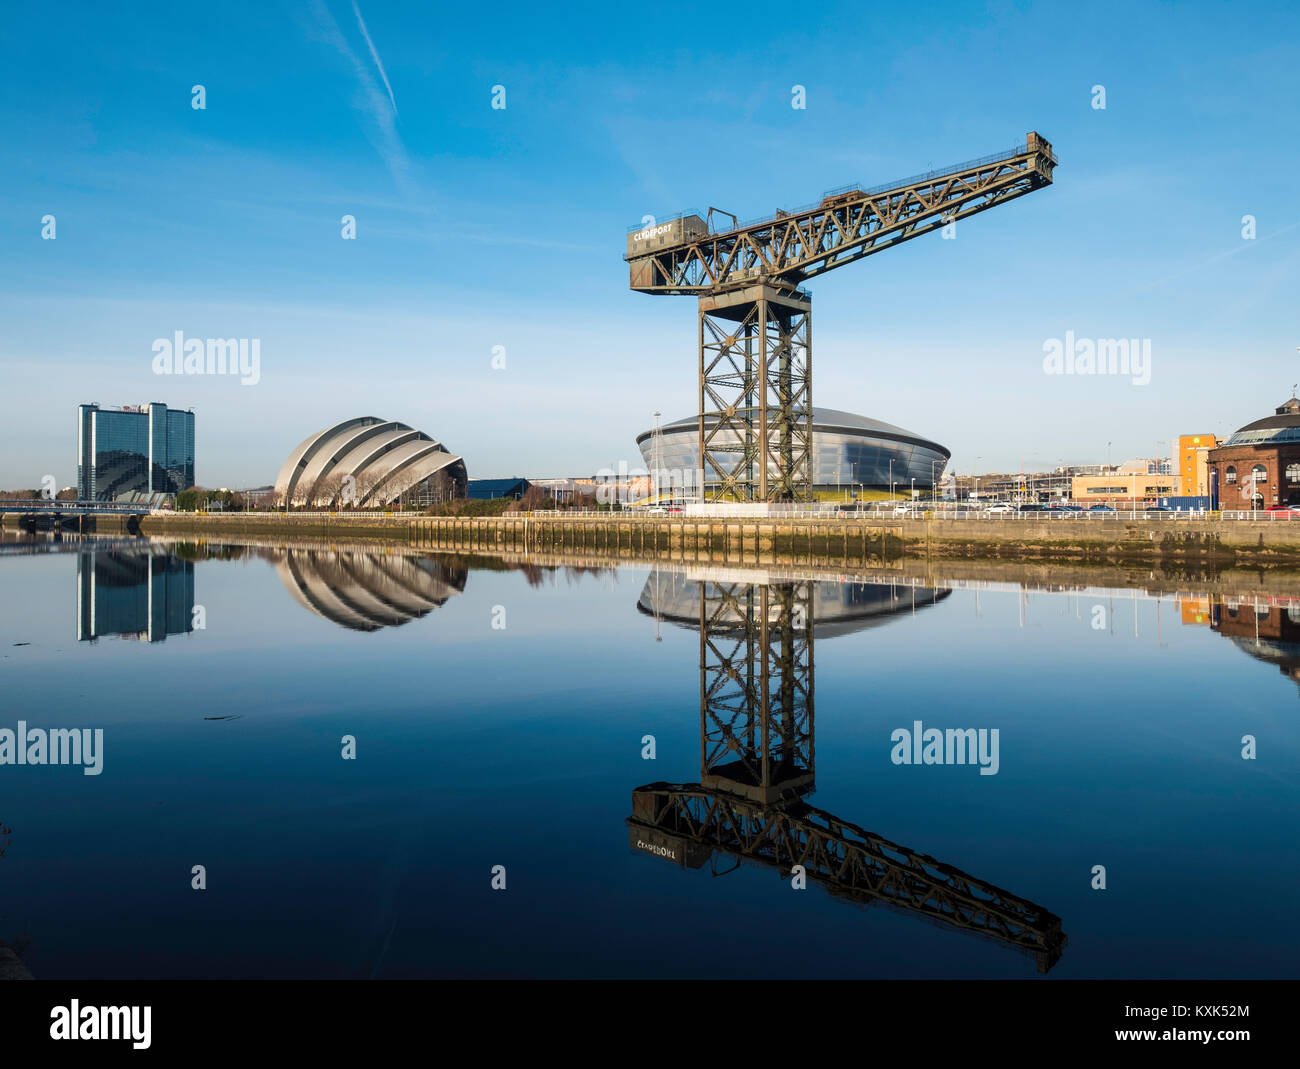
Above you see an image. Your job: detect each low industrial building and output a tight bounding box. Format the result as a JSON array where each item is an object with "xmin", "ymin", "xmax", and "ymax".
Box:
[
  {"xmin": 1070, "ymin": 460, "xmax": 1176, "ymax": 506},
  {"xmin": 466, "ymin": 478, "xmax": 531, "ymax": 500}
]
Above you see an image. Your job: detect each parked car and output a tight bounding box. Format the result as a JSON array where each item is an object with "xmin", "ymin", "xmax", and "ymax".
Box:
[
  {"xmin": 1147, "ymin": 506, "xmax": 1175, "ymax": 512},
  {"xmin": 984, "ymin": 503, "xmax": 1016, "ymax": 513},
  {"xmin": 1017, "ymin": 504, "xmax": 1049, "ymax": 512},
  {"xmin": 1051, "ymin": 504, "xmax": 1083, "ymax": 512},
  {"xmin": 666, "ymin": 506, "xmax": 684, "ymax": 514},
  {"xmin": 1089, "ymin": 505, "xmax": 1116, "ymax": 512},
  {"xmin": 893, "ymin": 503, "xmax": 921, "ymax": 516},
  {"xmin": 643, "ymin": 506, "xmax": 668, "ymax": 515},
  {"xmin": 1266, "ymin": 505, "xmax": 1300, "ymax": 513}
]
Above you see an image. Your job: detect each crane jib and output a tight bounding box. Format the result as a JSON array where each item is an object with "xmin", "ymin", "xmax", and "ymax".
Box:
[{"xmin": 626, "ymin": 132, "xmax": 1055, "ymax": 295}]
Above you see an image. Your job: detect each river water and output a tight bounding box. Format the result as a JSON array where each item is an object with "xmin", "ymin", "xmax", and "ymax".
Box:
[{"xmin": 0, "ymin": 533, "xmax": 1296, "ymax": 978}]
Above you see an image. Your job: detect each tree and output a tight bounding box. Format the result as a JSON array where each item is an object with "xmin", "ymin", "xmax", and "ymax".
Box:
[
  {"xmin": 311, "ymin": 473, "xmax": 344, "ymax": 509},
  {"xmin": 428, "ymin": 469, "xmax": 452, "ymax": 505}
]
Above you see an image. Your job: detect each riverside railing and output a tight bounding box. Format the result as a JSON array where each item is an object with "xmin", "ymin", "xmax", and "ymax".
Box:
[{"xmin": 146, "ymin": 507, "xmax": 1300, "ymax": 523}]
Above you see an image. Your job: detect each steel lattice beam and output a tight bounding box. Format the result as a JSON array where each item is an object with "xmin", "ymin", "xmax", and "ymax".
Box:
[
  {"xmin": 627, "ymin": 133, "xmax": 1056, "ymax": 296},
  {"xmin": 629, "ymin": 785, "xmax": 1067, "ymax": 972},
  {"xmin": 699, "ymin": 581, "xmax": 813, "ymax": 802},
  {"xmin": 698, "ymin": 286, "xmax": 813, "ymax": 501}
]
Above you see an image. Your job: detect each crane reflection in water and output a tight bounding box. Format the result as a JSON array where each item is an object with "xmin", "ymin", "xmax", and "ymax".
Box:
[{"xmin": 631, "ymin": 567, "xmax": 1067, "ymax": 974}]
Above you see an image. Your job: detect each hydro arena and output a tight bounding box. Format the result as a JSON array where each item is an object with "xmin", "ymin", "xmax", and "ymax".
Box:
[{"xmin": 634, "ymin": 407, "xmax": 950, "ymax": 497}]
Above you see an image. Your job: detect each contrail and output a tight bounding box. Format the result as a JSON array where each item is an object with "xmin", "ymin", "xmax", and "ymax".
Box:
[
  {"xmin": 307, "ymin": 0, "xmax": 411, "ymax": 194},
  {"xmin": 351, "ymin": 0, "xmax": 398, "ymax": 118}
]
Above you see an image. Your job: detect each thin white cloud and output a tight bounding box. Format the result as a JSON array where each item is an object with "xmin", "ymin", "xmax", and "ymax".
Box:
[
  {"xmin": 307, "ymin": 0, "xmax": 413, "ymax": 196},
  {"xmin": 1137, "ymin": 219, "xmax": 1300, "ymax": 292},
  {"xmin": 350, "ymin": 0, "xmax": 398, "ymax": 119}
]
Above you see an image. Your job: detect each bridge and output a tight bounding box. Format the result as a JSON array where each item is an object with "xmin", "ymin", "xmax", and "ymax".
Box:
[
  {"xmin": 0, "ymin": 499, "xmax": 149, "ymax": 514},
  {"xmin": 0, "ymin": 499, "xmax": 149, "ymax": 533}
]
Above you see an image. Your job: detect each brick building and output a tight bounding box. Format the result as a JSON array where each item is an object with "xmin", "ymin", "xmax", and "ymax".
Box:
[
  {"xmin": 1207, "ymin": 397, "xmax": 1300, "ymax": 509},
  {"xmin": 1211, "ymin": 599, "xmax": 1300, "ymax": 695}
]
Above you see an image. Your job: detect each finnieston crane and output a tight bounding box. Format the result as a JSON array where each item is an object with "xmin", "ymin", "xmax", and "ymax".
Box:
[{"xmin": 624, "ymin": 132, "xmax": 1057, "ymax": 503}]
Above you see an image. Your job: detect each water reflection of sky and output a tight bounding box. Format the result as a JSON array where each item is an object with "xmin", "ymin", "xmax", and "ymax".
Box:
[{"xmin": 0, "ymin": 541, "xmax": 1295, "ymax": 979}]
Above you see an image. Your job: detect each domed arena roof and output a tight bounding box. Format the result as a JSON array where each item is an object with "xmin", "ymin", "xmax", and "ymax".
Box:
[
  {"xmin": 637, "ymin": 406, "xmax": 949, "ymax": 457},
  {"xmin": 1224, "ymin": 398, "xmax": 1300, "ymax": 446},
  {"xmin": 270, "ymin": 549, "xmax": 467, "ymax": 631},
  {"xmin": 636, "ymin": 570, "xmax": 950, "ymax": 638},
  {"xmin": 274, "ymin": 417, "xmax": 466, "ymax": 507}
]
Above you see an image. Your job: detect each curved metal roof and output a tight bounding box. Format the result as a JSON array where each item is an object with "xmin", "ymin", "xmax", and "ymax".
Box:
[
  {"xmin": 271, "ymin": 549, "xmax": 467, "ymax": 631},
  {"xmin": 294, "ymin": 420, "xmax": 407, "ymax": 499},
  {"xmin": 275, "ymin": 417, "xmax": 383, "ymax": 501},
  {"xmin": 274, "ymin": 417, "xmax": 465, "ymax": 506},
  {"xmin": 1224, "ymin": 412, "xmax": 1300, "ymax": 446},
  {"xmin": 355, "ymin": 439, "xmax": 457, "ymax": 506},
  {"xmin": 636, "ymin": 572, "xmax": 951, "ymax": 638},
  {"xmin": 329, "ymin": 427, "xmax": 426, "ymax": 483},
  {"xmin": 636, "ymin": 406, "xmax": 949, "ymax": 458}
]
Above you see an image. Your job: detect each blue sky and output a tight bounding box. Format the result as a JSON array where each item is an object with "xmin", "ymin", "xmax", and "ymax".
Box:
[{"xmin": 1, "ymin": 0, "xmax": 1298, "ymax": 487}]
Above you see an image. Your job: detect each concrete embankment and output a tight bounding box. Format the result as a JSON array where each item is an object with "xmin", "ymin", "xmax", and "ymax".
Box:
[
  {"xmin": 5, "ymin": 508, "xmax": 1285, "ymax": 566},
  {"xmin": 118, "ymin": 511, "xmax": 1300, "ymax": 566},
  {"xmin": 906, "ymin": 515, "xmax": 1300, "ymax": 563}
]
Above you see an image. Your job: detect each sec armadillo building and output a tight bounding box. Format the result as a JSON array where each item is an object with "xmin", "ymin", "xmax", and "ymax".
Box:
[
  {"xmin": 274, "ymin": 417, "xmax": 466, "ymax": 508},
  {"xmin": 635, "ymin": 407, "xmax": 950, "ymax": 497}
]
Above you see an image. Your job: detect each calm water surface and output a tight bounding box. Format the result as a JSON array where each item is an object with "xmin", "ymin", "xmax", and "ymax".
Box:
[{"xmin": 0, "ymin": 534, "xmax": 1296, "ymax": 978}]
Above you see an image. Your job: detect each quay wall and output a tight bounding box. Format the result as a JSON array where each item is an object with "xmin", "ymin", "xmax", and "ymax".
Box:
[{"xmin": 99, "ymin": 511, "xmax": 1300, "ymax": 564}]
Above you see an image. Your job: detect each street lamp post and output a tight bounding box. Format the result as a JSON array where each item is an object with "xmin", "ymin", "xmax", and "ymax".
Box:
[{"xmin": 651, "ymin": 410, "xmax": 661, "ymax": 505}]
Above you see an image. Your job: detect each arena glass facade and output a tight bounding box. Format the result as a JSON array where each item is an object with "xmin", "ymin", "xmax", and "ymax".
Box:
[{"xmin": 635, "ymin": 407, "xmax": 950, "ymax": 496}]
